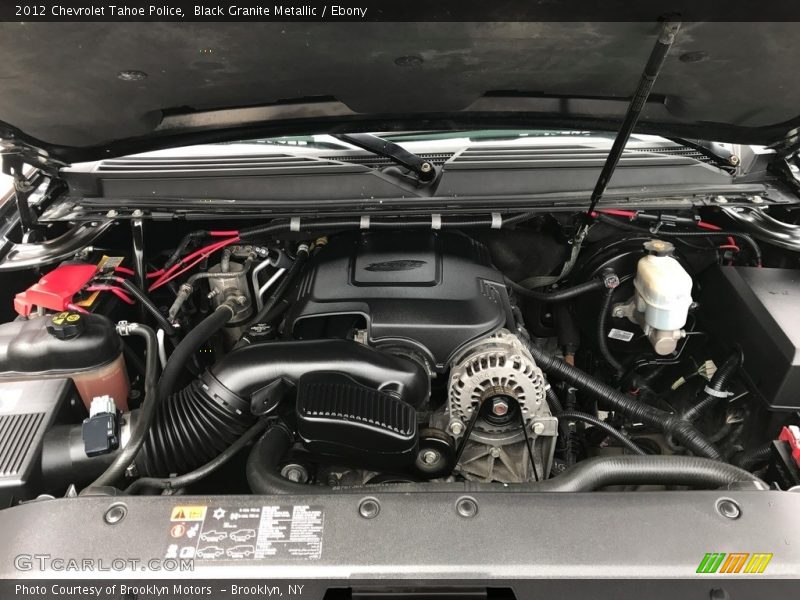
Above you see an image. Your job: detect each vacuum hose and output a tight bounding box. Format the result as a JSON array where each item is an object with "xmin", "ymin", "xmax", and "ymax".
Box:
[
  {"xmin": 247, "ymin": 423, "xmax": 763, "ymax": 494},
  {"xmin": 503, "ymin": 276, "xmax": 605, "ymax": 302},
  {"xmin": 597, "ymin": 287, "xmax": 624, "ymax": 375}
]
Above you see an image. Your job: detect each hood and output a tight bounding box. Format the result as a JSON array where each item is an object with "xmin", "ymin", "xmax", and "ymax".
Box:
[{"xmin": 1, "ymin": 21, "xmax": 799, "ymax": 165}]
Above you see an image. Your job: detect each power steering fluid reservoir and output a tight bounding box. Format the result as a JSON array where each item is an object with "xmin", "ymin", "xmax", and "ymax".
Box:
[{"xmin": 616, "ymin": 239, "xmax": 694, "ymax": 355}]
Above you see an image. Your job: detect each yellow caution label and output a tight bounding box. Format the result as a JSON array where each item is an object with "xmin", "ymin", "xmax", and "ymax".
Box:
[
  {"xmin": 170, "ymin": 506, "xmax": 207, "ymax": 522},
  {"xmin": 51, "ymin": 311, "xmax": 78, "ymax": 325},
  {"xmin": 77, "ymin": 255, "xmax": 125, "ymax": 307}
]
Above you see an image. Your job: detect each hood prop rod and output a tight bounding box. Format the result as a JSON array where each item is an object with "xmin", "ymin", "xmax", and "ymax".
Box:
[
  {"xmin": 2, "ymin": 155, "xmax": 40, "ymax": 236},
  {"xmin": 581, "ymin": 20, "xmax": 681, "ymax": 231}
]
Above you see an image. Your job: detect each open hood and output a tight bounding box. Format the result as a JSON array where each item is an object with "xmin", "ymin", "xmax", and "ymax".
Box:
[{"xmin": 1, "ymin": 21, "xmax": 800, "ymax": 165}]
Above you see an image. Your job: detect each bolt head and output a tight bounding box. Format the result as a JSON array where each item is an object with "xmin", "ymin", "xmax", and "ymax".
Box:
[
  {"xmin": 104, "ymin": 504, "xmax": 127, "ymax": 525},
  {"xmin": 532, "ymin": 421, "xmax": 545, "ymax": 435},
  {"xmin": 489, "ymin": 447, "xmax": 501, "ymax": 458},
  {"xmin": 448, "ymin": 421, "xmax": 464, "ymax": 436},
  {"xmin": 280, "ymin": 464, "xmax": 308, "ymax": 483},
  {"xmin": 358, "ymin": 497, "xmax": 380, "ymax": 519},
  {"xmin": 491, "ymin": 398, "xmax": 509, "ymax": 416},
  {"xmin": 421, "ymin": 450, "xmax": 439, "ymax": 465},
  {"xmin": 716, "ymin": 498, "xmax": 741, "ymax": 520},
  {"xmin": 455, "ymin": 496, "xmax": 478, "ymax": 518}
]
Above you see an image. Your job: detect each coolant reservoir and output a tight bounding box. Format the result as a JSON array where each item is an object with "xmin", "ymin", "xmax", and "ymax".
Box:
[
  {"xmin": 634, "ymin": 240, "xmax": 693, "ymax": 331},
  {"xmin": 0, "ymin": 311, "xmax": 129, "ymax": 411}
]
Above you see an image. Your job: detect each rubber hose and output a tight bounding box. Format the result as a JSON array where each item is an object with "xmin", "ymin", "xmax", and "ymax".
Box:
[
  {"xmin": 165, "ymin": 230, "xmax": 207, "ymax": 269},
  {"xmin": 545, "ymin": 385, "xmax": 573, "ymax": 462},
  {"xmin": 126, "ymin": 419, "xmax": 268, "ymax": 494},
  {"xmin": 100, "ymin": 278, "xmax": 177, "ymax": 337},
  {"xmin": 504, "ymin": 277, "xmax": 604, "ymax": 302},
  {"xmin": 597, "ymin": 287, "xmax": 624, "ymax": 375},
  {"xmin": 87, "ymin": 323, "xmax": 158, "ymax": 489},
  {"xmin": 246, "ymin": 425, "xmax": 762, "ymax": 494},
  {"xmin": 245, "ymin": 300, "xmax": 290, "ymax": 335},
  {"xmin": 595, "ymin": 214, "xmax": 762, "ymax": 265},
  {"xmin": 556, "ymin": 410, "xmax": 646, "ymax": 455},
  {"xmin": 159, "ymin": 302, "xmax": 236, "ymax": 401},
  {"xmin": 682, "ymin": 353, "xmax": 740, "ymax": 422},
  {"xmin": 136, "ymin": 302, "xmax": 239, "ymax": 476},
  {"xmin": 652, "ymin": 230, "xmax": 762, "ymax": 265},
  {"xmin": 564, "ymin": 387, "xmax": 578, "ymax": 466},
  {"xmin": 736, "ymin": 443, "xmax": 773, "ymax": 471},
  {"xmin": 554, "ymin": 303, "xmax": 580, "ymax": 357},
  {"xmin": 545, "ymin": 387, "xmax": 564, "ymax": 414},
  {"xmin": 521, "ymin": 337, "xmax": 723, "ymax": 460}
]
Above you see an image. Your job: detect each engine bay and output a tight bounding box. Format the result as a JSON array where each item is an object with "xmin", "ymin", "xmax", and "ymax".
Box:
[{"xmin": 1, "ymin": 205, "xmax": 799, "ymax": 504}]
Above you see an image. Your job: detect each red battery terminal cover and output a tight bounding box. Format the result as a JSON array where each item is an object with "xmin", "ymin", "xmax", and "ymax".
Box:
[
  {"xmin": 14, "ymin": 263, "xmax": 98, "ymax": 316},
  {"xmin": 779, "ymin": 425, "xmax": 800, "ymax": 468}
]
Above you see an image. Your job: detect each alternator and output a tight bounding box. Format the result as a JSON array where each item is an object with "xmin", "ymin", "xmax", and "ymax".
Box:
[
  {"xmin": 444, "ymin": 330, "xmax": 557, "ymax": 483},
  {"xmin": 448, "ymin": 329, "xmax": 547, "ymax": 431}
]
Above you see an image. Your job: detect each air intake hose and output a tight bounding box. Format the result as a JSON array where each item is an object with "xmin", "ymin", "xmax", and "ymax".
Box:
[{"xmin": 138, "ymin": 339, "xmax": 429, "ymax": 476}]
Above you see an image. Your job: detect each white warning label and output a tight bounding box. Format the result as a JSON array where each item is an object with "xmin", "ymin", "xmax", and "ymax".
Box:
[
  {"xmin": 256, "ymin": 505, "xmax": 324, "ymax": 559},
  {"xmin": 167, "ymin": 504, "xmax": 323, "ymax": 561},
  {"xmin": 608, "ymin": 328, "xmax": 635, "ymax": 342}
]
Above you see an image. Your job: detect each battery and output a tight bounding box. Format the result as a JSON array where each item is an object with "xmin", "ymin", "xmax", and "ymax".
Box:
[{"xmin": 699, "ymin": 266, "xmax": 800, "ymax": 411}]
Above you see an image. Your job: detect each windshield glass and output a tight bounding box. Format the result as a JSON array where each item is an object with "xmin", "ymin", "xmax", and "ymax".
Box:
[
  {"xmin": 210, "ymin": 130, "xmax": 669, "ymax": 151},
  {"xmin": 95, "ymin": 130, "xmax": 707, "ymax": 162}
]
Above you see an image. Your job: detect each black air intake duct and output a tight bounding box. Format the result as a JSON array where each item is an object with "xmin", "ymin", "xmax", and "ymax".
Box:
[{"xmin": 137, "ymin": 340, "xmax": 429, "ymax": 476}]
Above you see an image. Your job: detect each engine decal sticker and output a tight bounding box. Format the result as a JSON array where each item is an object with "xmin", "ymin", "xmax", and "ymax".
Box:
[{"xmin": 165, "ymin": 504, "xmax": 324, "ymax": 562}]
